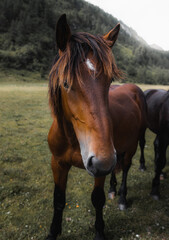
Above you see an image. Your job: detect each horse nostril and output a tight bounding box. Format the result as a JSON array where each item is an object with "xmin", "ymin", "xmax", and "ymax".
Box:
[
  {"xmin": 88, "ymin": 156, "xmax": 93, "ymax": 168},
  {"xmin": 87, "ymin": 156, "xmax": 97, "ymax": 175}
]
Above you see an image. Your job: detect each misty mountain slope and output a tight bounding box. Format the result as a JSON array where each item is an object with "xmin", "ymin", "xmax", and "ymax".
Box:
[{"xmin": 0, "ymin": 0, "xmax": 169, "ymax": 84}]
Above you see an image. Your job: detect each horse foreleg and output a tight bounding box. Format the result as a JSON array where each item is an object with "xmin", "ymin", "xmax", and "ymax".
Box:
[
  {"xmin": 46, "ymin": 156, "xmax": 70, "ymax": 240},
  {"xmin": 139, "ymin": 130, "xmax": 146, "ymax": 171},
  {"xmin": 108, "ymin": 171, "xmax": 117, "ymax": 199},
  {"xmin": 151, "ymin": 134, "xmax": 167, "ymax": 200},
  {"xmin": 91, "ymin": 177, "xmax": 106, "ymax": 240},
  {"xmin": 118, "ymin": 160, "xmax": 131, "ymax": 211}
]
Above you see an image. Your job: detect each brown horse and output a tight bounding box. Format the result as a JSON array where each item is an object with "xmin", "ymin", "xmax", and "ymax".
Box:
[
  {"xmin": 139, "ymin": 89, "xmax": 169, "ymax": 200},
  {"xmin": 47, "ymin": 14, "xmax": 147, "ymax": 240}
]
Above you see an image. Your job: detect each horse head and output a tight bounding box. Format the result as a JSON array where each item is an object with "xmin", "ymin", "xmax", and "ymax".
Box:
[{"xmin": 49, "ymin": 14, "xmax": 121, "ymax": 177}]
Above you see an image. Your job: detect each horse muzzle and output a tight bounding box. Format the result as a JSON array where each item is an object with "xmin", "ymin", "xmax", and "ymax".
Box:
[{"xmin": 86, "ymin": 152, "xmax": 117, "ymax": 177}]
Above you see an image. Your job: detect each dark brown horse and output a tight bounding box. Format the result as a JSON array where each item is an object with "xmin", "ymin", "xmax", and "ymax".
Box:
[
  {"xmin": 139, "ymin": 89, "xmax": 169, "ymax": 200},
  {"xmin": 47, "ymin": 14, "xmax": 147, "ymax": 240}
]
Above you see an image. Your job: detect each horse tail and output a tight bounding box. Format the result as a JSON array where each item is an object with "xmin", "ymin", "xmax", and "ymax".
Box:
[{"xmin": 135, "ymin": 86, "xmax": 148, "ymax": 133}]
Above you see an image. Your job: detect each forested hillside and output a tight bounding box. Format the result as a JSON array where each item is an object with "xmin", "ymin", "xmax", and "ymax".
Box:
[{"xmin": 0, "ymin": 0, "xmax": 169, "ymax": 84}]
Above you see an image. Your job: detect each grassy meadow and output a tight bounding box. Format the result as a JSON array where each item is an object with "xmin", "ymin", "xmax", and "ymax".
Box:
[{"xmin": 0, "ymin": 71, "xmax": 169, "ymax": 240}]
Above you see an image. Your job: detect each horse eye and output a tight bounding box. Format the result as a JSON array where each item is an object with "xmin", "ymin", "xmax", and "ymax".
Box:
[{"xmin": 63, "ymin": 80, "xmax": 69, "ymax": 89}]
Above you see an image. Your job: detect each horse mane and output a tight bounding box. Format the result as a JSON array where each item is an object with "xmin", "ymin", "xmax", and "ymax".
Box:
[{"xmin": 49, "ymin": 32, "xmax": 121, "ymax": 118}]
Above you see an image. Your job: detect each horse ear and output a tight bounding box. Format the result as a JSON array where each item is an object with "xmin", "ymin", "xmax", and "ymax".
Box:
[
  {"xmin": 56, "ymin": 14, "xmax": 71, "ymax": 52},
  {"xmin": 103, "ymin": 23, "xmax": 120, "ymax": 48}
]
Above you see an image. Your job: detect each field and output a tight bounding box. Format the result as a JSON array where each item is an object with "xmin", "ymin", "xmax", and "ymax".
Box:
[{"xmin": 0, "ymin": 71, "xmax": 169, "ymax": 240}]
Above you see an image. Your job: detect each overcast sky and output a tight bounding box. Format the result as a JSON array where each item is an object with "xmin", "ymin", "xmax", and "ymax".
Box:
[{"xmin": 86, "ymin": 0, "xmax": 169, "ymax": 51}]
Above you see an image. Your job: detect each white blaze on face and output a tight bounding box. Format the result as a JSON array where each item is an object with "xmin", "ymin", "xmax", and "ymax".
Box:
[
  {"xmin": 78, "ymin": 134, "xmax": 91, "ymax": 168},
  {"xmin": 86, "ymin": 58, "xmax": 95, "ymax": 71},
  {"xmin": 74, "ymin": 130, "xmax": 94, "ymax": 175}
]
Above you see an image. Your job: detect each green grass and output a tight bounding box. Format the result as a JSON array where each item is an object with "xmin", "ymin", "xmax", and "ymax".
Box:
[
  {"xmin": 0, "ymin": 67, "xmax": 48, "ymax": 84},
  {"xmin": 0, "ymin": 75, "xmax": 169, "ymax": 240}
]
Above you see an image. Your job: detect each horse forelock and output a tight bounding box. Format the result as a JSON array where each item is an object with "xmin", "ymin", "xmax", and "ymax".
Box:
[
  {"xmin": 51, "ymin": 33, "xmax": 121, "ymax": 84},
  {"xmin": 48, "ymin": 32, "xmax": 121, "ymax": 117}
]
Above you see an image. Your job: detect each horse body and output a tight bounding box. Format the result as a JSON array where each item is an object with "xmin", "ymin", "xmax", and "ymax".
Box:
[
  {"xmin": 110, "ymin": 84, "xmax": 145, "ymax": 154},
  {"xmin": 107, "ymin": 84, "xmax": 147, "ymax": 209},
  {"xmin": 139, "ymin": 89, "xmax": 169, "ymax": 200},
  {"xmin": 47, "ymin": 14, "xmax": 147, "ymax": 240}
]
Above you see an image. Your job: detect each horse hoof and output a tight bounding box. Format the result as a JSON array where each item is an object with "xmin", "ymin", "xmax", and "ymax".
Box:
[
  {"xmin": 160, "ymin": 172, "xmax": 166, "ymax": 180},
  {"xmin": 46, "ymin": 234, "xmax": 56, "ymax": 240},
  {"xmin": 139, "ymin": 166, "xmax": 146, "ymax": 171},
  {"xmin": 119, "ymin": 203, "xmax": 127, "ymax": 211},
  {"xmin": 94, "ymin": 232, "xmax": 106, "ymax": 240},
  {"xmin": 108, "ymin": 192, "xmax": 116, "ymax": 200},
  {"xmin": 151, "ymin": 194, "xmax": 160, "ymax": 201},
  {"xmin": 160, "ymin": 174, "xmax": 164, "ymax": 181}
]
